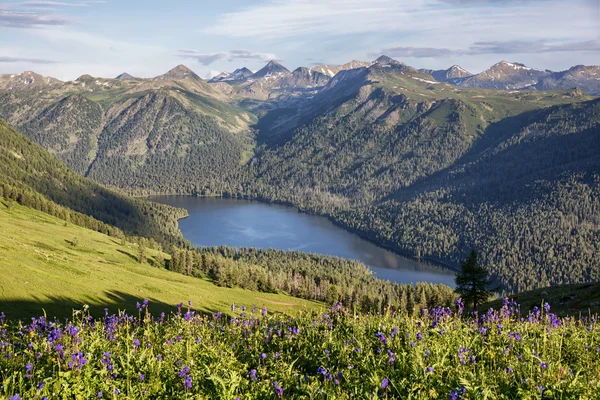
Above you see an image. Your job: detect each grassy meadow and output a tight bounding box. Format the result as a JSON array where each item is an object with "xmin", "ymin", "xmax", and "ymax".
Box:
[{"xmin": 0, "ymin": 200, "xmax": 318, "ymax": 320}]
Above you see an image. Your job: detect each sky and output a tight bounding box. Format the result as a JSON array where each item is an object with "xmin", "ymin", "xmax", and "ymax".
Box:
[{"xmin": 0, "ymin": 0, "xmax": 598, "ymax": 81}]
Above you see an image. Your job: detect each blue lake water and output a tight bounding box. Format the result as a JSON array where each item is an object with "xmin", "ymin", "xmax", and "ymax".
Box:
[{"xmin": 150, "ymin": 196, "xmax": 456, "ymax": 287}]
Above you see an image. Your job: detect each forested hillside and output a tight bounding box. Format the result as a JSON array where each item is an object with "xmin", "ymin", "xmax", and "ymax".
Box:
[
  {"xmin": 239, "ymin": 65, "xmax": 600, "ymax": 293},
  {"xmin": 0, "ymin": 120, "xmax": 188, "ymax": 247},
  {"xmin": 1, "ymin": 61, "xmax": 599, "ymax": 294},
  {"xmin": 0, "ymin": 69, "xmax": 255, "ymax": 195}
]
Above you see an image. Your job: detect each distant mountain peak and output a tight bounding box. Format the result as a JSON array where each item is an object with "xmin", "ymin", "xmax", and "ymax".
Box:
[
  {"xmin": 156, "ymin": 64, "xmax": 201, "ymax": 81},
  {"xmin": 115, "ymin": 72, "xmax": 137, "ymax": 80},
  {"xmin": 75, "ymin": 74, "xmax": 94, "ymax": 81},
  {"xmin": 312, "ymin": 60, "xmax": 370, "ymax": 77},
  {"xmin": 0, "ymin": 70, "xmax": 62, "ymax": 90},
  {"xmin": 252, "ymin": 60, "xmax": 290, "ymax": 79},
  {"xmin": 458, "ymin": 60, "xmax": 550, "ymax": 90},
  {"xmin": 490, "ymin": 61, "xmax": 535, "ymax": 71},
  {"xmin": 210, "ymin": 67, "xmax": 253, "ymax": 83},
  {"xmin": 449, "ymin": 65, "xmax": 471, "ymax": 74},
  {"xmin": 373, "ymin": 55, "xmax": 400, "ymax": 65}
]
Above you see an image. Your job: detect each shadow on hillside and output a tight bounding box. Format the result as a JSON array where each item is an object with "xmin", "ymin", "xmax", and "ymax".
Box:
[
  {"xmin": 0, "ymin": 290, "xmax": 220, "ymax": 321},
  {"xmin": 383, "ymin": 103, "xmax": 600, "ymax": 205},
  {"xmin": 116, "ymin": 249, "xmax": 157, "ymax": 267}
]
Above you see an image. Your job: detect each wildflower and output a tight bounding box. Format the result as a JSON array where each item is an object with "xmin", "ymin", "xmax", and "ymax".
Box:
[
  {"xmin": 184, "ymin": 375, "xmax": 192, "ymax": 389},
  {"xmin": 426, "ymin": 366, "xmax": 434, "ymax": 373},
  {"xmin": 9, "ymin": 395, "xmax": 21, "ymax": 400},
  {"xmin": 179, "ymin": 366, "xmax": 190, "ymax": 377},
  {"xmin": 273, "ymin": 381, "xmax": 284, "ymax": 397},
  {"xmin": 37, "ymin": 382, "xmax": 45, "ymax": 391},
  {"xmin": 249, "ymin": 369, "xmax": 257, "ymax": 381},
  {"xmin": 376, "ymin": 331, "xmax": 387, "ymax": 344},
  {"xmin": 543, "ymin": 303, "xmax": 551, "ymax": 313},
  {"xmin": 424, "ymin": 349, "xmax": 430, "ymax": 357},
  {"xmin": 381, "ymin": 378, "xmax": 389, "ymax": 389},
  {"xmin": 260, "ymin": 353, "xmax": 267, "ymax": 360},
  {"xmin": 97, "ymin": 391, "xmax": 103, "ymax": 398},
  {"xmin": 139, "ymin": 374, "xmax": 145, "ymax": 381}
]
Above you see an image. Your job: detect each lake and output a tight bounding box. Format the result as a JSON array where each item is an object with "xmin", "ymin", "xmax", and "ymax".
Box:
[{"xmin": 150, "ymin": 196, "xmax": 456, "ymax": 286}]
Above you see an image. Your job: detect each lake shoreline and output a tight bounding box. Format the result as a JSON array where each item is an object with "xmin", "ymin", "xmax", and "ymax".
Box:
[{"xmin": 148, "ymin": 194, "xmax": 459, "ymax": 280}]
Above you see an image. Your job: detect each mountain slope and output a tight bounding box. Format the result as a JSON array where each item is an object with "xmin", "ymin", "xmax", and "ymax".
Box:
[
  {"xmin": 278, "ymin": 67, "xmax": 329, "ymax": 91},
  {"xmin": 154, "ymin": 64, "xmax": 202, "ymax": 81},
  {"xmin": 458, "ymin": 61, "xmax": 550, "ymax": 90},
  {"xmin": 250, "ymin": 60, "xmax": 290, "ymax": 79},
  {"xmin": 0, "ymin": 67, "xmax": 256, "ymax": 194},
  {"xmin": 240, "ymin": 63, "xmax": 599, "ymax": 293},
  {"xmin": 0, "ymin": 71, "xmax": 62, "ymax": 90},
  {"xmin": 0, "ymin": 201, "xmax": 315, "ymax": 319},
  {"xmin": 115, "ymin": 72, "xmax": 137, "ymax": 80},
  {"xmin": 312, "ymin": 60, "xmax": 371, "ymax": 77},
  {"xmin": 420, "ymin": 65, "xmax": 472, "ymax": 84},
  {"xmin": 86, "ymin": 91, "xmax": 250, "ymax": 194},
  {"xmin": 533, "ymin": 65, "xmax": 600, "ymax": 95},
  {"xmin": 0, "ymin": 119, "xmax": 187, "ymax": 246}
]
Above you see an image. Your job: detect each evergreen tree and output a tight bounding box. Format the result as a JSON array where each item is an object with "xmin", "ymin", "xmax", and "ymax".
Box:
[
  {"xmin": 137, "ymin": 241, "xmax": 146, "ymax": 264},
  {"xmin": 455, "ymin": 250, "xmax": 494, "ymax": 310}
]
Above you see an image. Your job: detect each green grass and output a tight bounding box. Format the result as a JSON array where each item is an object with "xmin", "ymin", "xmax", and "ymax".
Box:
[
  {"xmin": 483, "ymin": 283, "xmax": 600, "ymax": 316},
  {"xmin": 0, "ymin": 201, "xmax": 319, "ymax": 320}
]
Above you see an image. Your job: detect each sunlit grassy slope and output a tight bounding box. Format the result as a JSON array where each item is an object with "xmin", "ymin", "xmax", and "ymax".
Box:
[{"xmin": 0, "ymin": 200, "xmax": 319, "ymax": 319}]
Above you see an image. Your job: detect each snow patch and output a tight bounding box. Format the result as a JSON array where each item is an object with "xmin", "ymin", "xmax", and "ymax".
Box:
[{"xmin": 411, "ymin": 77, "xmax": 439, "ymax": 84}]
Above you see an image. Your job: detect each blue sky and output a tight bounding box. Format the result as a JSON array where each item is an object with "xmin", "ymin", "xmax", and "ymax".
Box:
[{"xmin": 0, "ymin": 0, "xmax": 598, "ymax": 81}]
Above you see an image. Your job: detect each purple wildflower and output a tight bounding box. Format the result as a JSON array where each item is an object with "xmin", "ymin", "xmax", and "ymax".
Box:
[
  {"xmin": 381, "ymin": 378, "xmax": 389, "ymax": 389},
  {"xmin": 273, "ymin": 381, "xmax": 284, "ymax": 397}
]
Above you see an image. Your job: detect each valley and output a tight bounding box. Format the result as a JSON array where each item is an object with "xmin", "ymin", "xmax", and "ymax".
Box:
[
  {"xmin": 1, "ymin": 56, "xmax": 599, "ymax": 295},
  {"xmin": 1, "ymin": 2, "xmax": 599, "ymax": 397}
]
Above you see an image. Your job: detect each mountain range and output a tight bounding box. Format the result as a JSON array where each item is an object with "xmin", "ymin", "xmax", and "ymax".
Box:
[{"xmin": 0, "ymin": 54, "xmax": 599, "ymax": 293}]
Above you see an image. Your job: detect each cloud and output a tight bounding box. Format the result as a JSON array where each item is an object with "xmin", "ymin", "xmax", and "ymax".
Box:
[
  {"xmin": 20, "ymin": 1, "xmax": 92, "ymax": 7},
  {"xmin": 202, "ymin": 0, "xmax": 597, "ymax": 53},
  {"xmin": 469, "ymin": 39, "xmax": 600, "ymax": 54},
  {"xmin": 378, "ymin": 39, "xmax": 600, "ymax": 58},
  {"xmin": 178, "ymin": 49, "xmax": 278, "ymax": 65},
  {"xmin": 0, "ymin": 10, "xmax": 69, "ymax": 27},
  {"xmin": 0, "ymin": 56, "xmax": 57, "ymax": 64}
]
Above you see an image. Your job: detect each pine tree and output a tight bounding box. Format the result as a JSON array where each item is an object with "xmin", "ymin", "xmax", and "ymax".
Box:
[
  {"xmin": 137, "ymin": 240, "xmax": 146, "ymax": 264},
  {"xmin": 455, "ymin": 250, "xmax": 494, "ymax": 310}
]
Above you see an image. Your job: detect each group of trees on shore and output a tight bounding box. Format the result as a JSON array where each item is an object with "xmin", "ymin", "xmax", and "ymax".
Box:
[{"xmin": 167, "ymin": 245, "xmax": 458, "ymax": 314}]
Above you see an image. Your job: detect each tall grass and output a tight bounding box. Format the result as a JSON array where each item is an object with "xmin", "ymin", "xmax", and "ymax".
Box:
[{"xmin": 1, "ymin": 299, "xmax": 599, "ymax": 399}]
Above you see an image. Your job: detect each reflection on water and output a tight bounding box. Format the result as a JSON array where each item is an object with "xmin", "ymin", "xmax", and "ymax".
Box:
[{"xmin": 150, "ymin": 196, "xmax": 456, "ymax": 287}]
